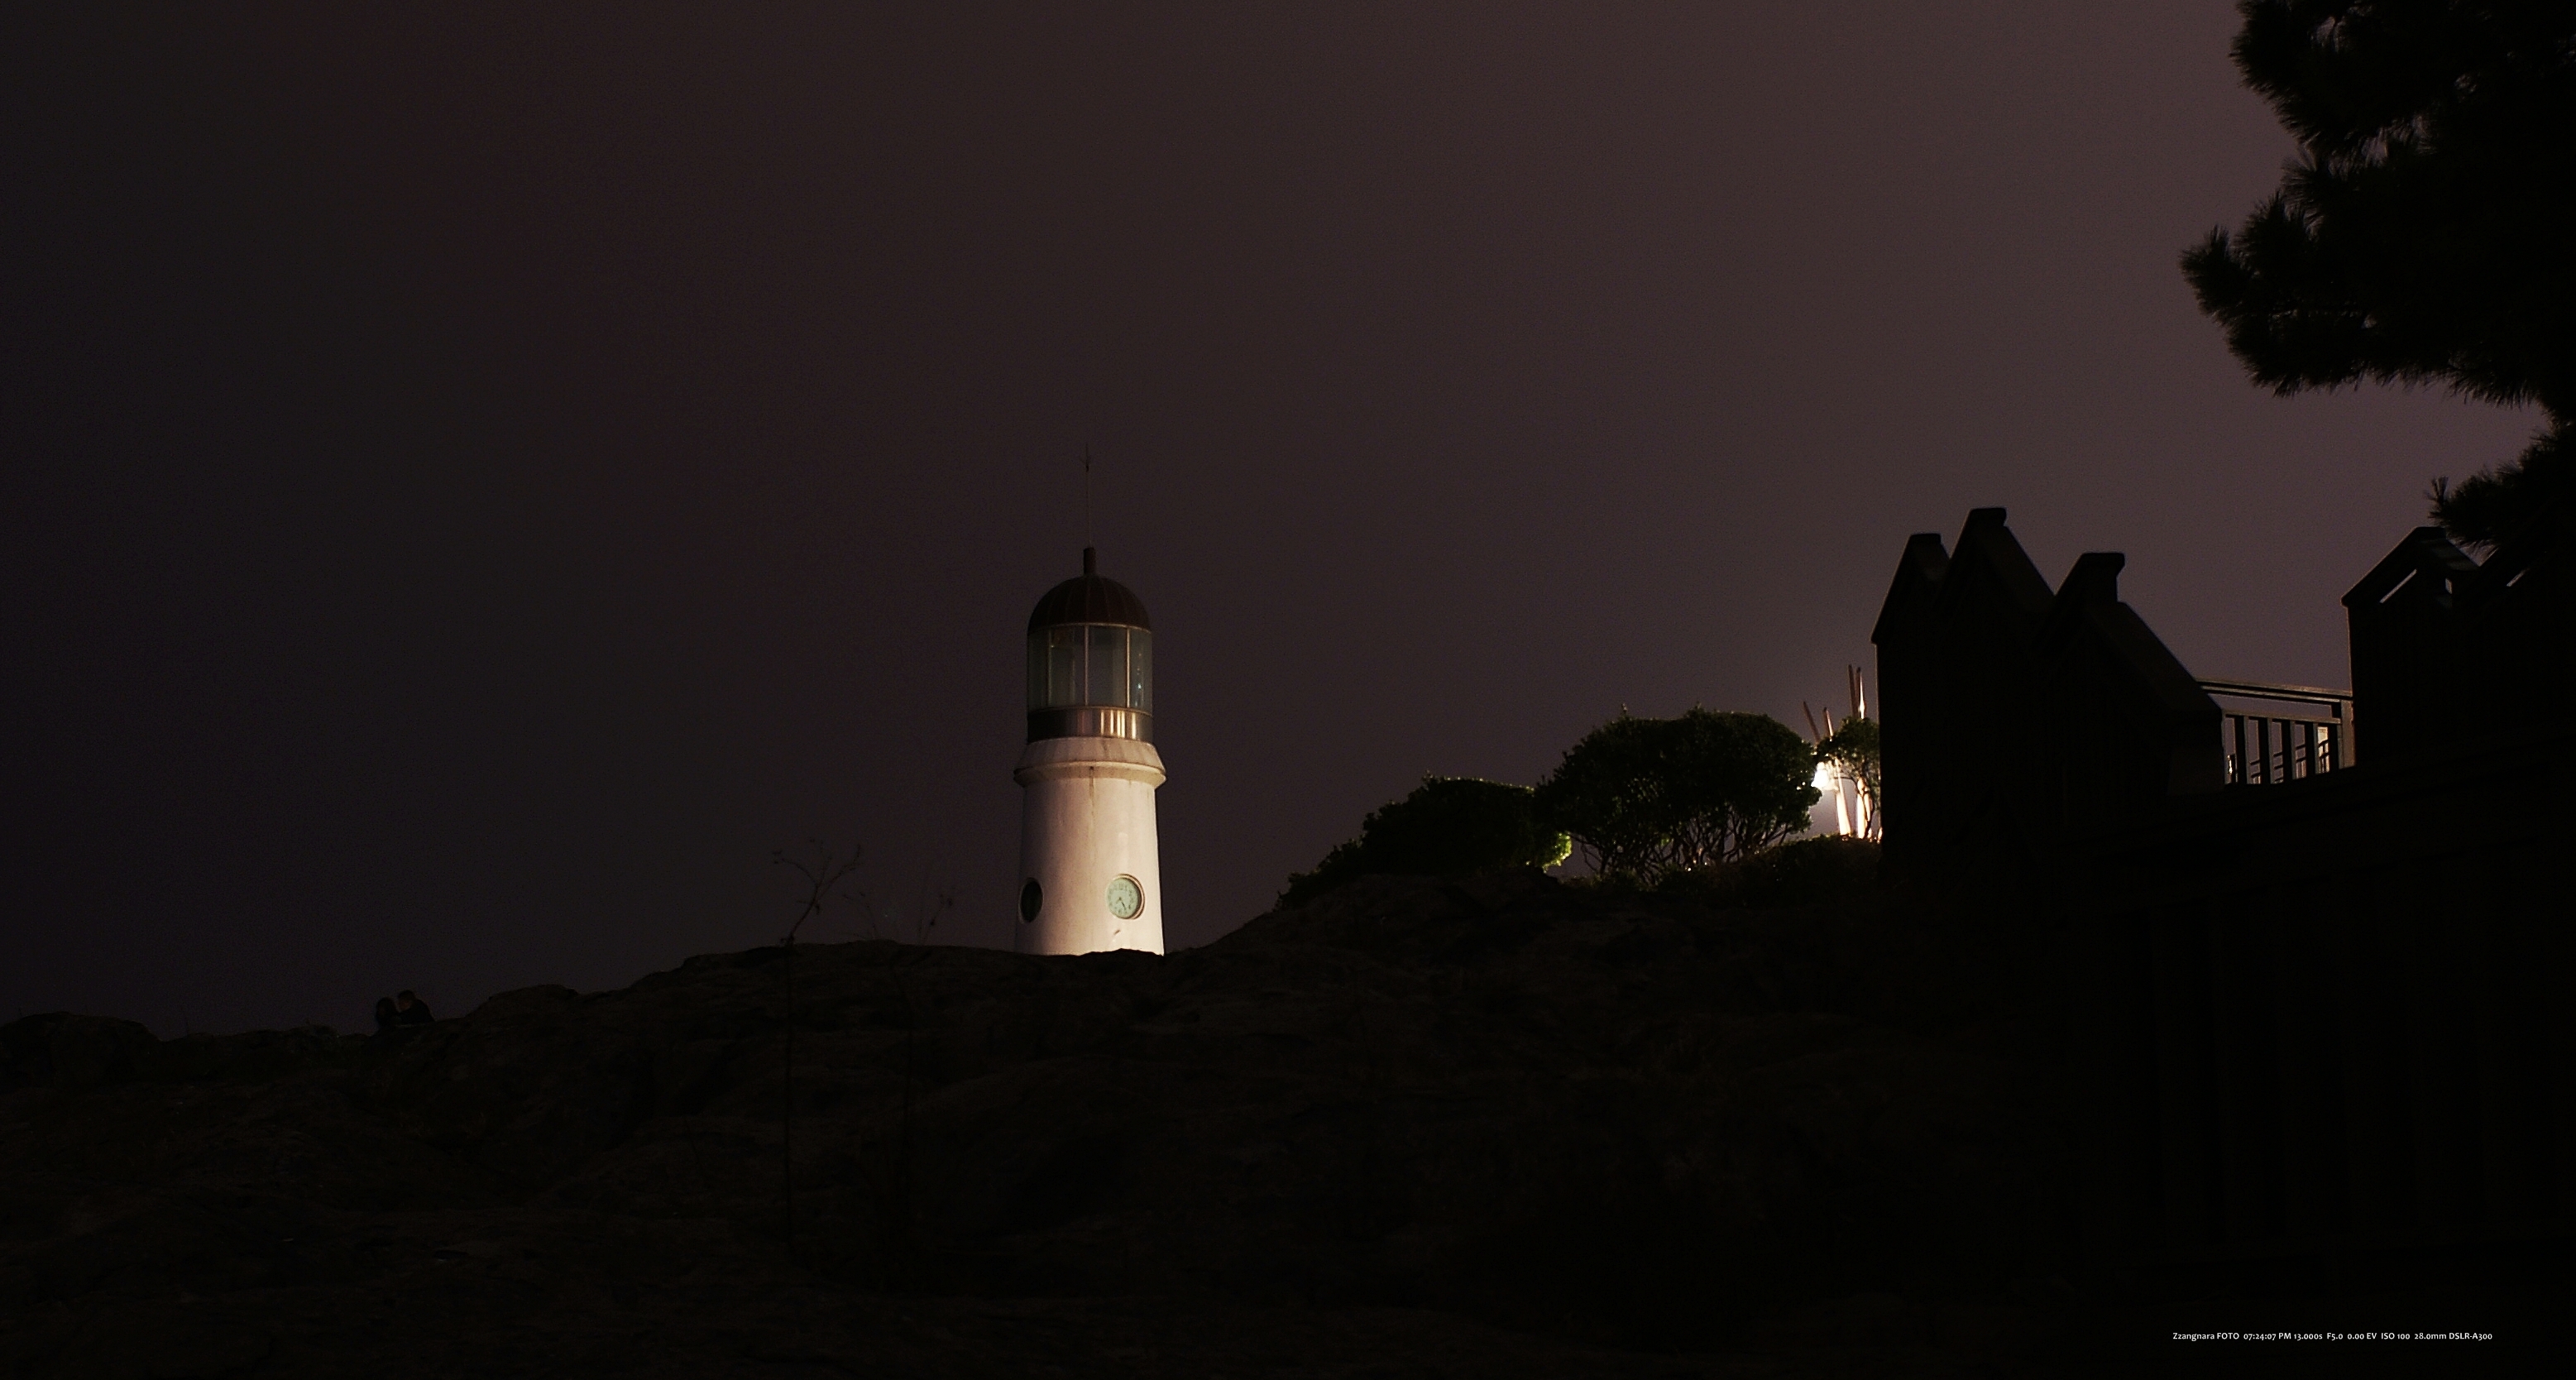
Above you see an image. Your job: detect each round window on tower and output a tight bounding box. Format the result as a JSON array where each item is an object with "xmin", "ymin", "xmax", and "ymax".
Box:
[
  {"xmin": 1106, "ymin": 874, "xmax": 1142, "ymax": 921},
  {"xmin": 1019, "ymin": 878, "xmax": 1042, "ymax": 924}
]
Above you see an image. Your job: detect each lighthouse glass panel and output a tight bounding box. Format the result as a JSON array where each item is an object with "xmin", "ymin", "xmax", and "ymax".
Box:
[
  {"xmin": 1031, "ymin": 627, "xmax": 1083, "ymax": 709},
  {"xmin": 1028, "ymin": 625, "xmax": 1152, "ymax": 712},
  {"xmin": 1087, "ymin": 625, "xmax": 1127, "ymax": 706}
]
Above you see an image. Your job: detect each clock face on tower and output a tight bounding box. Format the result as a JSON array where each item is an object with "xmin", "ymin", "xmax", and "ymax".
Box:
[{"xmin": 1106, "ymin": 874, "xmax": 1143, "ymax": 921}]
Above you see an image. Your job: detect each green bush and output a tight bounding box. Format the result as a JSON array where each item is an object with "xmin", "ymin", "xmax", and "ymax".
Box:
[
  {"xmin": 1535, "ymin": 708, "xmax": 1818, "ymax": 884},
  {"xmin": 1281, "ymin": 776, "xmax": 1572, "ymax": 907}
]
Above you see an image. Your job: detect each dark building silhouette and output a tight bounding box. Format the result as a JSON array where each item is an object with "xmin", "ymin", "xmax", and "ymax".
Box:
[
  {"xmin": 2346, "ymin": 500, "xmax": 2576, "ymax": 767},
  {"xmin": 1872, "ymin": 508, "xmax": 2221, "ymax": 879},
  {"xmin": 1875, "ymin": 505, "xmax": 2575, "ymax": 1291}
]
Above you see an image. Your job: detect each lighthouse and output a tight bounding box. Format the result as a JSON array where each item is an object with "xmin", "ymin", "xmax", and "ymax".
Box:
[{"xmin": 1014, "ymin": 547, "xmax": 1164, "ymax": 955}]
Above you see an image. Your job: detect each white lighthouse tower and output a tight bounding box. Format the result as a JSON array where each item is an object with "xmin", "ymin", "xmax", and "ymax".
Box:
[{"xmin": 1013, "ymin": 547, "xmax": 1164, "ymax": 955}]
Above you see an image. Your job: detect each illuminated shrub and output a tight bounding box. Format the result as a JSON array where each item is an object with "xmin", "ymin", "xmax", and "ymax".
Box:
[{"xmin": 1814, "ymin": 714, "xmax": 1881, "ymax": 837}]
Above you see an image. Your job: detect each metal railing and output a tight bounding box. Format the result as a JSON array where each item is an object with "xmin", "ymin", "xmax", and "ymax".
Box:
[{"xmin": 2197, "ymin": 679, "xmax": 2356, "ymax": 785}]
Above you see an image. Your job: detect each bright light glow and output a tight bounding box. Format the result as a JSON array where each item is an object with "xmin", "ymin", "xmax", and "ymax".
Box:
[{"xmin": 1813, "ymin": 762, "xmax": 1855, "ymax": 836}]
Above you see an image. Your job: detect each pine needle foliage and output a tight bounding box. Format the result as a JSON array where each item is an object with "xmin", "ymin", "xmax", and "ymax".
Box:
[{"xmin": 2181, "ymin": 0, "xmax": 2576, "ymax": 547}]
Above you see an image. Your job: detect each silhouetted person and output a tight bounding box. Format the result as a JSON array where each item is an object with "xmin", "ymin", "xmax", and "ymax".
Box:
[{"xmin": 375, "ymin": 990, "xmax": 433, "ymax": 1034}]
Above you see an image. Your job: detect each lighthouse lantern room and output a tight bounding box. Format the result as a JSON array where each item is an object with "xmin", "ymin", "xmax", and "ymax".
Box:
[{"xmin": 1013, "ymin": 548, "xmax": 1165, "ymax": 955}]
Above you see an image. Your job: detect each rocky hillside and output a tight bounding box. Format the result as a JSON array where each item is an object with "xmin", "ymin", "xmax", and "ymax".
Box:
[{"xmin": 2, "ymin": 866, "xmax": 2112, "ymax": 1378}]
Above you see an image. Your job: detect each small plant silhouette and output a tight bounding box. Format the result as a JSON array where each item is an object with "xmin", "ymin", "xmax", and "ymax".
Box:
[{"xmin": 771, "ymin": 840, "xmax": 864, "ymax": 1262}]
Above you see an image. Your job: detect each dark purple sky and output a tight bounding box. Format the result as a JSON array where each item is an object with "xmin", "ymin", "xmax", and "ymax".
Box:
[{"xmin": 3, "ymin": 4, "xmax": 2539, "ymax": 1035}]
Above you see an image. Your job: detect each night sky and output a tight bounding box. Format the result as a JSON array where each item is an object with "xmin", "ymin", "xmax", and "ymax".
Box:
[{"xmin": 4, "ymin": 4, "xmax": 2540, "ymax": 1037}]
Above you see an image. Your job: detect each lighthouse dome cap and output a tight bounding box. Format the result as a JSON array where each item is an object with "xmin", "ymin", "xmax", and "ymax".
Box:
[{"xmin": 1027, "ymin": 548, "xmax": 1151, "ymax": 633}]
